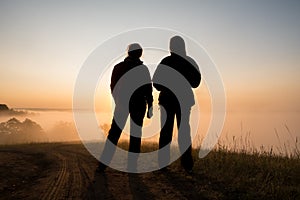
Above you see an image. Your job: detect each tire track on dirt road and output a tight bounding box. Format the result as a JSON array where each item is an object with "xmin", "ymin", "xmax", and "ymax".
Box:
[
  {"xmin": 39, "ymin": 144, "xmax": 97, "ymax": 199},
  {"xmin": 1, "ymin": 143, "xmax": 205, "ymax": 199},
  {"xmin": 40, "ymin": 152, "xmax": 68, "ymax": 200}
]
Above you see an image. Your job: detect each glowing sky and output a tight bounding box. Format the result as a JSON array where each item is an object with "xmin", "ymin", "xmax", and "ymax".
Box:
[{"xmin": 1, "ymin": 0, "xmax": 300, "ymax": 112}]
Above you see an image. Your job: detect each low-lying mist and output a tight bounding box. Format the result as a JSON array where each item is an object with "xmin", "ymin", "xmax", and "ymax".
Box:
[
  {"xmin": 0, "ymin": 105, "xmax": 299, "ymax": 157},
  {"xmin": 0, "ymin": 117, "xmax": 80, "ymax": 144}
]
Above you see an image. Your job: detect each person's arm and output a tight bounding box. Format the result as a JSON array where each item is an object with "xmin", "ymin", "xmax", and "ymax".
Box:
[
  {"xmin": 185, "ymin": 57, "xmax": 201, "ymax": 88},
  {"xmin": 146, "ymin": 83, "xmax": 153, "ymax": 118},
  {"xmin": 153, "ymin": 62, "xmax": 165, "ymax": 91},
  {"xmin": 110, "ymin": 63, "xmax": 123, "ymax": 101},
  {"xmin": 144, "ymin": 67, "xmax": 153, "ymax": 118},
  {"xmin": 110, "ymin": 65, "xmax": 118, "ymax": 93}
]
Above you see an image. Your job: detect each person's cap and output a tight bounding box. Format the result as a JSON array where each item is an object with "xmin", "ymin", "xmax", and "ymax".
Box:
[{"xmin": 128, "ymin": 43, "xmax": 143, "ymax": 58}]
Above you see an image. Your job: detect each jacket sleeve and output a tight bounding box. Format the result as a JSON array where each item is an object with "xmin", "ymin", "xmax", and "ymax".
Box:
[
  {"xmin": 110, "ymin": 65, "xmax": 118, "ymax": 93},
  {"xmin": 110, "ymin": 63, "xmax": 124, "ymax": 100},
  {"xmin": 144, "ymin": 66, "xmax": 153, "ymax": 107},
  {"xmin": 152, "ymin": 63, "xmax": 164, "ymax": 91},
  {"xmin": 186, "ymin": 57, "xmax": 201, "ymax": 88}
]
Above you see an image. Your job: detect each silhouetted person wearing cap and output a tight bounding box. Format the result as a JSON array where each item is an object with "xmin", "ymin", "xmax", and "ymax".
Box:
[
  {"xmin": 98, "ymin": 43, "xmax": 153, "ymax": 172},
  {"xmin": 153, "ymin": 36, "xmax": 201, "ymax": 173}
]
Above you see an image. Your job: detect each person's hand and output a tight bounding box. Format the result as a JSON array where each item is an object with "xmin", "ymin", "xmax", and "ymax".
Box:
[{"xmin": 147, "ymin": 106, "xmax": 153, "ymax": 119}]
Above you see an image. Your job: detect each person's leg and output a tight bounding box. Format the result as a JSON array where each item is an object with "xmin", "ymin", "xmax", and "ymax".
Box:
[
  {"xmin": 176, "ymin": 107, "xmax": 194, "ymax": 172},
  {"xmin": 158, "ymin": 104, "xmax": 175, "ymax": 169},
  {"xmin": 98, "ymin": 105, "xmax": 128, "ymax": 171},
  {"xmin": 129, "ymin": 111, "xmax": 145, "ymax": 153},
  {"xmin": 128, "ymin": 107, "xmax": 146, "ymax": 172}
]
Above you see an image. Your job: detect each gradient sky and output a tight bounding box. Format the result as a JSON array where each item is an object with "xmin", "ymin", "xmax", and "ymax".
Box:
[{"xmin": 1, "ymin": 0, "xmax": 300, "ymax": 112}]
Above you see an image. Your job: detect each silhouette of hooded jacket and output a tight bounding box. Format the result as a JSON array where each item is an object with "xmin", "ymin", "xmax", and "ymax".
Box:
[
  {"xmin": 153, "ymin": 53, "xmax": 201, "ymax": 108},
  {"xmin": 110, "ymin": 56, "xmax": 153, "ymax": 111}
]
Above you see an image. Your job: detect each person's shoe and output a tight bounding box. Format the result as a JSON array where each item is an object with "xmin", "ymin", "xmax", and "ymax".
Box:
[
  {"xmin": 181, "ymin": 158, "xmax": 194, "ymax": 175},
  {"xmin": 96, "ymin": 162, "xmax": 107, "ymax": 173},
  {"xmin": 183, "ymin": 167, "xmax": 193, "ymax": 175},
  {"xmin": 186, "ymin": 169, "xmax": 193, "ymax": 175}
]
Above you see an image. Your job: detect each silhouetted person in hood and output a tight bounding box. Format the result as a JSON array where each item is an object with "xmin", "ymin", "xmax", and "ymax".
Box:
[
  {"xmin": 98, "ymin": 43, "xmax": 153, "ymax": 172},
  {"xmin": 153, "ymin": 36, "xmax": 201, "ymax": 173}
]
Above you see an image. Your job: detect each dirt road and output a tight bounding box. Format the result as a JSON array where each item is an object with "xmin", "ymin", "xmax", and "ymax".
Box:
[{"xmin": 0, "ymin": 143, "xmax": 205, "ymax": 200}]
